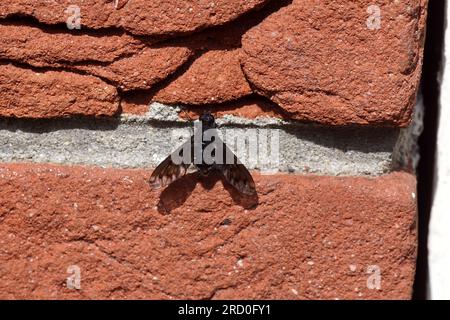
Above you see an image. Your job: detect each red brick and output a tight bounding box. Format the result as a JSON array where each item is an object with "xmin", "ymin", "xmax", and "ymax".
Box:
[
  {"xmin": 0, "ymin": 164, "xmax": 417, "ymax": 299},
  {"xmin": 74, "ymin": 47, "xmax": 194, "ymax": 91},
  {"xmin": 0, "ymin": 0, "xmax": 270, "ymax": 36},
  {"xmin": 154, "ymin": 50, "xmax": 252, "ymax": 105},
  {"xmin": 241, "ymin": 0, "xmax": 428, "ymax": 126},
  {"xmin": 0, "ymin": 64, "xmax": 119, "ymax": 118},
  {"xmin": 0, "ymin": 23, "xmax": 145, "ymax": 66},
  {"xmin": 0, "ymin": 24, "xmax": 194, "ymax": 92}
]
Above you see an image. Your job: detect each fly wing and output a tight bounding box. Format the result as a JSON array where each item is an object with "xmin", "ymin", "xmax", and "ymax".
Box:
[
  {"xmin": 150, "ymin": 136, "xmax": 194, "ymax": 189},
  {"xmin": 217, "ymin": 139, "xmax": 256, "ymax": 196}
]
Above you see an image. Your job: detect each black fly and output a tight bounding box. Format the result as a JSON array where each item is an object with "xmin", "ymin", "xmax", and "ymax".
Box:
[{"xmin": 150, "ymin": 113, "xmax": 256, "ymax": 196}]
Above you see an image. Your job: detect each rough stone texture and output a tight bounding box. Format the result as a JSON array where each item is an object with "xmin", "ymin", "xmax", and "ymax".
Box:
[
  {"xmin": 0, "ymin": 115, "xmax": 404, "ymax": 176},
  {"xmin": 0, "ymin": 164, "xmax": 417, "ymax": 299},
  {"xmin": 0, "ymin": 0, "xmax": 270, "ymax": 36},
  {"xmin": 0, "ymin": 23, "xmax": 194, "ymax": 92},
  {"xmin": 74, "ymin": 47, "xmax": 194, "ymax": 91},
  {"xmin": 0, "ymin": 23, "xmax": 145, "ymax": 66},
  {"xmin": 241, "ymin": 0, "xmax": 428, "ymax": 126},
  {"xmin": 0, "ymin": 0, "xmax": 424, "ymax": 301},
  {"xmin": 0, "ymin": 64, "xmax": 119, "ymax": 118},
  {"xmin": 0, "ymin": 0, "xmax": 426, "ymax": 124},
  {"xmin": 154, "ymin": 50, "xmax": 252, "ymax": 105}
]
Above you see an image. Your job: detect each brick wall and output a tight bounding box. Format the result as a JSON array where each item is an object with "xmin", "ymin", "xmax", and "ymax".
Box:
[{"xmin": 0, "ymin": 0, "xmax": 428, "ymax": 299}]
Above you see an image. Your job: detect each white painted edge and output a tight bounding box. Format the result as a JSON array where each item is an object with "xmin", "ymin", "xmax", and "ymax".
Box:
[{"xmin": 428, "ymin": 2, "xmax": 450, "ymax": 300}]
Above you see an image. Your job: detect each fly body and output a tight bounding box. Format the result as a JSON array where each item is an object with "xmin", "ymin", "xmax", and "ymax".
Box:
[{"xmin": 150, "ymin": 113, "xmax": 256, "ymax": 196}]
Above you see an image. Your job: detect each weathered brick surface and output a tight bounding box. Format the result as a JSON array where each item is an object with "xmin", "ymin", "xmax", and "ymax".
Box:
[
  {"xmin": 0, "ymin": 164, "xmax": 417, "ymax": 299},
  {"xmin": 0, "ymin": 0, "xmax": 427, "ymax": 123},
  {"xmin": 154, "ymin": 50, "xmax": 252, "ymax": 105},
  {"xmin": 0, "ymin": 24, "xmax": 194, "ymax": 92},
  {"xmin": 0, "ymin": 0, "xmax": 270, "ymax": 35},
  {"xmin": 0, "ymin": 23, "xmax": 145, "ymax": 66},
  {"xmin": 177, "ymin": 98, "xmax": 287, "ymax": 120},
  {"xmin": 0, "ymin": 0, "xmax": 425, "ymax": 301},
  {"xmin": 0, "ymin": 64, "xmax": 119, "ymax": 118},
  {"xmin": 73, "ymin": 47, "xmax": 194, "ymax": 91},
  {"xmin": 241, "ymin": 0, "xmax": 428, "ymax": 126}
]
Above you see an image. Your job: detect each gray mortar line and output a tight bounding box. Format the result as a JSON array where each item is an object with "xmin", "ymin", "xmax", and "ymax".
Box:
[{"xmin": 0, "ymin": 102, "xmax": 421, "ymax": 176}]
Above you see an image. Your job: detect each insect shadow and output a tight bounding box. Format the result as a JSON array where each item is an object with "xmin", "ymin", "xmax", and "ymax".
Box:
[{"xmin": 156, "ymin": 171, "xmax": 259, "ymax": 215}]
